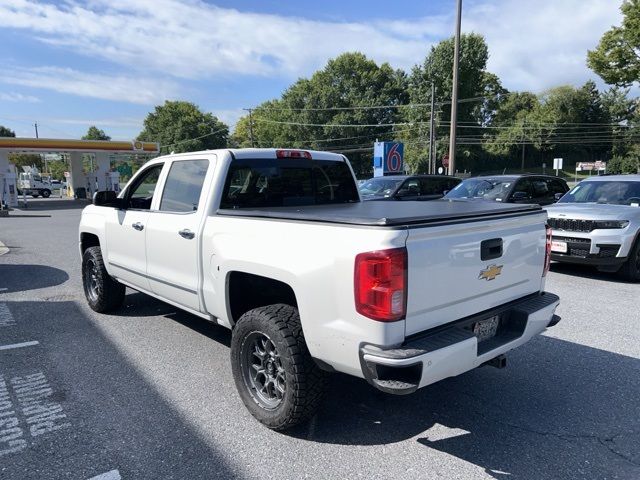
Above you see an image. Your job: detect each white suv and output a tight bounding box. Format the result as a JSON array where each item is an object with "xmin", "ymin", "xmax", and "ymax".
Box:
[{"xmin": 546, "ymin": 175, "xmax": 640, "ymax": 281}]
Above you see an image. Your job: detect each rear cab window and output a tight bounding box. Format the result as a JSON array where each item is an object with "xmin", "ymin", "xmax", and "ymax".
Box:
[{"xmin": 220, "ymin": 157, "xmax": 359, "ymax": 209}]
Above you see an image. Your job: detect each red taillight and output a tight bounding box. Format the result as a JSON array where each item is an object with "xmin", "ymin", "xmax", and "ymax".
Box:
[
  {"xmin": 276, "ymin": 149, "xmax": 312, "ymax": 159},
  {"xmin": 543, "ymin": 225, "xmax": 552, "ymax": 277},
  {"xmin": 354, "ymin": 247, "xmax": 407, "ymax": 322}
]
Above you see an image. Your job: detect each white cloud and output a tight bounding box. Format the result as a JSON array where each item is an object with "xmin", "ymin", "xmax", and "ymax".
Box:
[
  {"xmin": 0, "ymin": 0, "xmax": 624, "ymax": 97},
  {"xmin": 0, "ymin": 66, "xmax": 179, "ymax": 104},
  {"xmin": 0, "ymin": 92, "xmax": 40, "ymax": 102},
  {"xmin": 463, "ymin": 0, "xmax": 623, "ymax": 91},
  {"xmin": 0, "ymin": 0, "xmax": 433, "ymax": 79}
]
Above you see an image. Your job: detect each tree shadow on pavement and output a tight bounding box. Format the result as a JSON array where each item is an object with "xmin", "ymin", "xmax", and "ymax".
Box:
[
  {"xmin": 0, "ymin": 264, "xmax": 69, "ymax": 292},
  {"xmin": 291, "ymin": 336, "xmax": 640, "ymax": 480},
  {"xmin": 0, "ymin": 300, "xmax": 240, "ymax": 480}
]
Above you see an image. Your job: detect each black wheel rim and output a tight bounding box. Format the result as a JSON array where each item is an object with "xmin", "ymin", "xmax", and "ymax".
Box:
[
  {"xmin": 84, "ymin": 258, "xmax": 100, "ymax": 303},
  {"xmin": 240, "ymin": 332, "xmax": 286, "ymax": 410}
]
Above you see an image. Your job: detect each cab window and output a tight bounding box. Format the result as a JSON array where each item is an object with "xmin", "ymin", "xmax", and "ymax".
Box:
[
  {"xmin": 126, "ymin": 164, "xmax": 163, "ymax": 210},
  {"xmin": 159, "ymin": 160, "xmax": 209, "ymax": 213}
]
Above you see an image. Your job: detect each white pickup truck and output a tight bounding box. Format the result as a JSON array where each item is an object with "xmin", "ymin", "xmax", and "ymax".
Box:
[{"xmin": 79, "ymin": 148, "xmax": 560, "ymax": 430}]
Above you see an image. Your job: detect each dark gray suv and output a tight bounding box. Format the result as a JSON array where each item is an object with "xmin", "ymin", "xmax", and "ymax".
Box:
[{"xmin": 444, "ymin": 174, "xmax": 569, "ymax": 206}]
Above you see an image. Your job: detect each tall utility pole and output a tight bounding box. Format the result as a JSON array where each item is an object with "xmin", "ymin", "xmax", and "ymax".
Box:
[
  {"xmin": 448, "ymin": 0, "xmax": 463, "ymax": 176},
  {"xmin": 428, "ymin": 83, "xmax": 436, "ymax": 174},
  {"xmin": 34, "ymin": 122, "xmax": 39, "ymax": 138}
]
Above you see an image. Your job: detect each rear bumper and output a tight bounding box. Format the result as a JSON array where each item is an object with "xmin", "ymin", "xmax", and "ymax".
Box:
[{"xmin": 359, "ymin": 292, "xmax": 560, "ymax": 395}]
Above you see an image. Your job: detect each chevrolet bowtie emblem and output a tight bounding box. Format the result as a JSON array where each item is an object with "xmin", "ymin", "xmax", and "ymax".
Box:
[{"xmin": 479, "ymin": 264, "xmax": 503, "ymax": 281}]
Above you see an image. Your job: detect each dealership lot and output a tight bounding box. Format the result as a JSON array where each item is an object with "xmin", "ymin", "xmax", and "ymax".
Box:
[{"xmin": 0, "ymin": 199, "xmax": 639, "ymax": 480}]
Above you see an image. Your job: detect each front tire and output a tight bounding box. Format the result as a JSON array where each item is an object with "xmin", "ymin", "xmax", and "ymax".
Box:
[
  {"xmin": 620, "ymin": 238, "xmax": 640, "ymax": 282},
  {"xmin": 82, "ymin": 246, "xmax": 126, "ymax": 312},
  {"xmin": 41, "ymin": 189, "xmax": 51, "ymax": 198},
  {"xmin": 231, "ymin": 304, "xmax": 326, "ymax": 430}
]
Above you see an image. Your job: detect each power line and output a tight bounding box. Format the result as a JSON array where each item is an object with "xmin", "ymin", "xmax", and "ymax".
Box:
[
  {"xmin": 160, "ymin": 126, "xmax": 228, "ymax": 150},
  {"xmin": 252, "ymin": 118, "xmax": 429, "ymax": 128},
  {"xmin": 247, "ymin": 95, "xmax": 487, "ymax": 113}
]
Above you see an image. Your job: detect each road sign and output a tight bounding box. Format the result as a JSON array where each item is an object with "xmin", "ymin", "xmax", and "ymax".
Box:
[
  {"xmin": 576, "ymin": 162, "xmax": 607, "ymax": 172},
  {"xmin": 553, "ymin": 158, "xmax": 563, "ymax": 170},
  {"xmin": 443, "ymin": 154, "xmax": 450, "ymax": 168},
  {"xmin": 63, "ymin": 171, "xmax": 70, "ymax": 178}
]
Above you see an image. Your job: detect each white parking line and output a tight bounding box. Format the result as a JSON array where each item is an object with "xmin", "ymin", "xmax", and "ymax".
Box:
[
  {"xmin": 87, "ymin": 470, "xmax": 121, "ymax": 480},
  {"xmin": 0, "ymin": 341, "xmax": 39, "ymax": 351},
  {"xmin": 0, "ymin": 303, "xmax": 15, "ymax": 327},
  {"xmin": 0, "ymin": 240, "xmax": 8, "ymax": 256}
]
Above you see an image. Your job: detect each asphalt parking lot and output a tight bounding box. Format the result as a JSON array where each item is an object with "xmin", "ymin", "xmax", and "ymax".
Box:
[{"xmin": 1, "ymin": 198, "xmax": 639, "ymax": 480}]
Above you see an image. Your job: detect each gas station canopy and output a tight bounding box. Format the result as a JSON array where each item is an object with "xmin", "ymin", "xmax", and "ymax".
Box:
[
  {"xmin": 0, "ymin": 137, "xmax": 160, "ymax": 208},
  {"xmin": 0, "ymin": 137, "xmax": 159, "ymax": 154}
]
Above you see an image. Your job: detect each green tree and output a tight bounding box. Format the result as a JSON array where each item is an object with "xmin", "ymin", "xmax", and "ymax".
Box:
[
  {"xmin": 588, "ymin": 0, "xmax": 640, "ymax": 86},
  {"xmin": 138, "ymin": 101, "xmax": 229, "ymax": 154},
  {"xmin": 601, "ymin": 86, "xmax": 638, "ymax": 157},
  {"xmin": 233, "ymin": 52, "xmax": 408, "ymax": 177},
  {"xmin": 0, "ymin": 125, "xmax": 15, "ymax": 137},
  {"xmin": 403, "ymin": 34, "xmax": 500, "ymax": 172},
  {"xmin": 9, "ymin": 153, "xmax": 43, "ymax": 171},
  {"xmin": 82, "ymin": 126, "xmax": 111, "ymax": 141}
]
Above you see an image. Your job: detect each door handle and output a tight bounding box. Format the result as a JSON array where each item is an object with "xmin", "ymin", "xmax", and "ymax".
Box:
[
  {"xmin": 132, "ymin": 222, "xmax": 144, "ymax": 231},
  {"xmin": 178, "ymin": 229, "xmax": 195, "ymax": 239},
  {"xmin": 481, "ymin": 238, "xmax": 503, "ymax": 261}
]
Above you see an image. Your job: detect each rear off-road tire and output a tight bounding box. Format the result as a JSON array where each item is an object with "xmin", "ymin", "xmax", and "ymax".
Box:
[{"xmin": 230, "ymin": 304, "xmax": 326, "ymax": 430}]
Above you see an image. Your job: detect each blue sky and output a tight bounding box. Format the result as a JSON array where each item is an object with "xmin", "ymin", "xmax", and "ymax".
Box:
[{"xmin": 0, "ymin": 0, "xmax": 623, "ymax": 140}]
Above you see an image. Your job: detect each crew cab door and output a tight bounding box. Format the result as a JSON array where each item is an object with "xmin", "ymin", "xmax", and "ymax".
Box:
[
  {"xmin": 145, "ymin": 158, "xmax": 213, "ymax": 311},
  {"xmin": 104, "ymin": 163, "xmax": 164, "ymax": 290}
]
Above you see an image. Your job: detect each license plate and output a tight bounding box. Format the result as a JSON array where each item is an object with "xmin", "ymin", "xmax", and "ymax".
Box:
[
  {"xmin": 473, "ymin": 315, "xmax": 500, "ymax": 342},
  {"xmin": 551, "ymin": 240, "xmax": 567, "ymax": 253}
]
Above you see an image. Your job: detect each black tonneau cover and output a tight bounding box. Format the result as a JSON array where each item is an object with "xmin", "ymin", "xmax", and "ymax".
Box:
[{"xmin": 217, "ymin": 199, "xmax": 542, "ymax": 227}]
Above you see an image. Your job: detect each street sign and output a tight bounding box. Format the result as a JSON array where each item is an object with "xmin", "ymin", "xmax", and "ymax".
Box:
[
  {"xmin": 373, "ymin": 142, "xmax": 404, "ymax": 177},
  {"xmin": 438, "ymin": 167, "xmax": 444, "ymax": 174},
  {"xmin": 576, "ymin": 162, "xmax": 607, "ymax": 172},
  {"xmin": 553, "ymin": 158, "xmax": 563, "ymax": 170},
  {"xmin": 63, "ymin": 171, "xmax": 70, "ymax": 178},
  {"xmin": 442, "ymin": 154, "xmax": 450, "ymax": 168}
]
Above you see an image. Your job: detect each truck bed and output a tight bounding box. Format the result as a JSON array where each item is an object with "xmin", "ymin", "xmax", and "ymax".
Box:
[{"xmin": 217, "ymin": 199, "xmax": 542, "ymax": 227}]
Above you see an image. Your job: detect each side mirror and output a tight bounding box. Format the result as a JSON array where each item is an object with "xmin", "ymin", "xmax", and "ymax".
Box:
[
  {"xmin": 93, "ymin": 190, "xmax": 122, "ymax": 208},
  {"xmin": 554, "ymin": 193, "xmax": 564, "ymax": 201},
  {"xmin": 511, "ymin": 191, "xmax": 530, "ymax": 201}
]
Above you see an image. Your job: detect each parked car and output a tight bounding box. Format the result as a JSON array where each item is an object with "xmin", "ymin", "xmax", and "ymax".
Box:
[
  {"xmin": 79, "ymin": 148, "xmax": 559, "ymax": 430},
  {"xmin": 445, "ymin": 174, "xmax": 569, "ymax": 206},
  {"xmin": 546, "ymin": 174, "xmax": 640, "ymax": 280},
  {"xmin": 359, "ymin": 175, "xmax": 461, "ymax": 201}
]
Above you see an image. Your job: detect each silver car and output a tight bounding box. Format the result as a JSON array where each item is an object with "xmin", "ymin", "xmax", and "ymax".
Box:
[{"xmin": 545, "ymin": 175, "xmax": 640, "ymax": 281}]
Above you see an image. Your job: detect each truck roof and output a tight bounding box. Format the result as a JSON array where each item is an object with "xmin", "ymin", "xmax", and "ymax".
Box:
[
  {"xmin": 218, "ymin": 198, "xmax": 542, "ymax": 227},
  {"xmin": 155, "ymin": 148, "xmax": 346, "ymax": 162}
]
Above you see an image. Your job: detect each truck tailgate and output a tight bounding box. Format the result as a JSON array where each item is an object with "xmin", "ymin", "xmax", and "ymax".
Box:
[{"xmin": 404, "ymin": 210, "xmax": 547, "ymax": 336}]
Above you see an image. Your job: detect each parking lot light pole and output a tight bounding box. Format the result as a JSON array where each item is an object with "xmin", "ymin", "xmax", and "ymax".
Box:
[{"xmin": 448, "ymin": 0, "xmax": 462, "ymax": 176}]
